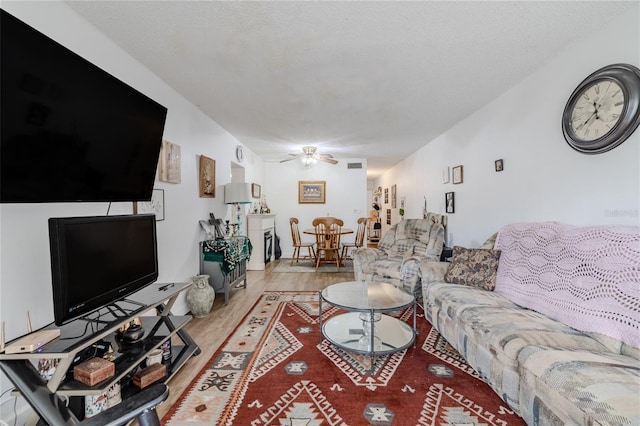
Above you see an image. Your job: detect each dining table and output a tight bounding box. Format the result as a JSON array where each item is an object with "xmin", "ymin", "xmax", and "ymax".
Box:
[{"xmin": 303, "ymin": 227, "xmax": 353, "ymax": 262}]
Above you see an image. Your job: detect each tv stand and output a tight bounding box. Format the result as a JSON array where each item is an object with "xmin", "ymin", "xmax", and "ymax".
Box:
[
  {"xmin": 0, "ymin": 282, "xmax": 199, "ymax": 425},
  {"xmin": 78, "ymin": 302, "xmax": 135, "ymax": 325}
]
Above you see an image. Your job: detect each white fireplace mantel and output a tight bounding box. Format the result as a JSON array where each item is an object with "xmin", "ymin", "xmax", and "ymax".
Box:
[{"xmin": 247, "ymin": 214, "xmax": 276, "ymax": 270}]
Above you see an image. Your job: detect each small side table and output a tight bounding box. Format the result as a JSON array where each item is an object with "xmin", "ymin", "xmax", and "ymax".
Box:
[
  {"xmin": 200, "ymin": 237, "xmax": 252, "ymax": 305},
  {"xmin": 319, "ymin": 281, "xmax": 416, "ymax": 374}
]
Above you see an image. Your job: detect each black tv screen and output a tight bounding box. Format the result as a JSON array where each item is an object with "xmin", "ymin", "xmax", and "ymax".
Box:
[
  {"xmin": 48, "ymin": 214, "xmax": 159, "ymax": 326},
  {"xmin": 0, "ymin": 9, "xmax": 168, "ymax": 203}
]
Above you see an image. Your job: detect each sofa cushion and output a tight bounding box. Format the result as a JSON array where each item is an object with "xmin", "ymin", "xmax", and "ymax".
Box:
[
  {"xmin": 444, "ymin": 246, "xmax": 501, "ymax": 290},
  {"xmin": 376, "ymin": 225, "xmax": 397, "ymax": 252},
  {"xmin": 423, "ymin": 282, "xmax": 619, "ymax": 415},
  {"xmin": 494, "ymin": 222, "xmax": 640, "ymax": 348},
  {"xmin": 388, "ymin": 239, "xmax": 427, "ymax": 258},
  {"xmin": 369, "ymin": 258, "xmax": 403, "ymax": 279},
  {"xmin": 519, "ymin": 349, "xmax": 640, "ymax": 426},
  {"xmin": 395, "ymin": 218, "xmax": 433, "ymax": 244}
]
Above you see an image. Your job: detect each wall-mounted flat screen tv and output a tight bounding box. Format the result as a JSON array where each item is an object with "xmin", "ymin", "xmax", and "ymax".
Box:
[
  {"xmin": 48, "ymin": 214, "xmax": 158, "ymax": 326},
  {"xmin": 1, "ymin": 9, "xmax": 168, "ymax": 203}
]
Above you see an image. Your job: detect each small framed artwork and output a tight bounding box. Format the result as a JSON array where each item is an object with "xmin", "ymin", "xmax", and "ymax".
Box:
[
  {"xmin": 495, "ymin": 159, "xmax": 504, "ymax": 172},
  {"xmin": 442, "ymin": 167, "xmax": 450, "ymax": 184},
  {"xmin": 134, "ymin": 189, "xmax": 165, "ymax": 221},
  {"xmin": 386, "ymin": 208, "xmax": 391, "ymax": 225},
  {"xmin": 158, "ymin": 140, "xmax": 181, "ymax": 184},
  {"xmin": 252, "ymin": 183, "xmax": 261, "ymax": 198},
  {"xmin": 391, "ymin": 184, "xmax": 397, "ymax": 208},
  {"xmin": 452, "ymin": 165, "xmax": 464, "ymax": 184},
  {"xmin": 299, "ymin": 180, "xmax": 326, "ymax": 204},
  {"xmin": 199, "ymin": 155, "xmax": 216, "ymax": 198},
  {"xmin": 445, "ymin": 192, "xmax": 455, "ymax": 214},
  {"xmin": 384, "ymin": 187, "xmax": 389, "ymax": 204}
]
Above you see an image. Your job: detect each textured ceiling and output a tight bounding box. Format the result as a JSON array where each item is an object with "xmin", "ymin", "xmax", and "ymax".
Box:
[{"xmin": 66, "ymin": 1, "xmax": 635, "ymax": 178}]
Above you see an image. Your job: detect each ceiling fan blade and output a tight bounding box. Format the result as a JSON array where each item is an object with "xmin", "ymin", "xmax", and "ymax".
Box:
[
  {"xmin": 280, "ymin": 153, "xmax": 303, "ymax": 163},
  {"xmin": 279, "ymin": 156, "xmax": 300, "ymax": 163},
  {"xmin": 317, "ymin": 153, "xmax": 334, "ymax": 159},
  {"xmin": 319, "ymin": 157, "xmax": 338, "ymax": 165},
  {"xmin": 317, "ymin": 153, "xmax": 337, "ymax": 164}
]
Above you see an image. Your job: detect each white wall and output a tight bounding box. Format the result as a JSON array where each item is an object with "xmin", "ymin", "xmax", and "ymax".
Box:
[
  {"xmin": 0, "ymin": 2, "xmax": 264, "ymax": 419},
  {"xmin": 264, "ymin": 159, "xmax": 368, "ymax": 258},
  {"xmin": 374, "ymin": 7, "xmax": 640, "ymax": 248},
  {"xmin": 2, "ymin": 0, "xmax": 638, "ymax": 421}
]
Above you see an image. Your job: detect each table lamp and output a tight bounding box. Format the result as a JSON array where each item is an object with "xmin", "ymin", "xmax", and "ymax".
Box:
[{"xmin": 224, "ymin": 183, "xmax": 252, "ymax": 236}]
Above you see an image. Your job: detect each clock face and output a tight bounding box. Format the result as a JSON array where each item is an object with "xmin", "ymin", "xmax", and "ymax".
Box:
[
  {"xmin": 569, "ymin": 79, "xmax": 624, "ymax": 141},
  {"xmin": 235, "ymin": 145, "xmax": 244, "ymax": 162},
  {"xmin": 562, "ymin": 63, "xmax": 640, "ymax": 154}
]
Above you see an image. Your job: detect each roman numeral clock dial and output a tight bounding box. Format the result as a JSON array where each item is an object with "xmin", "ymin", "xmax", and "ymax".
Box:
[
  {"xmin": 562, "ymin": 64, "xmax": 640, "ymax": 154},
  {"xmin": 570, "ymin": 81, "xmax": 623, "ymax": 141}
]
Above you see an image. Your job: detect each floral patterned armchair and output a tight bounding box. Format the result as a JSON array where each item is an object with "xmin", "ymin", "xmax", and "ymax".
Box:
[{"xmin": 353, "ymin": 214, "xmax": 446, "ymax": 297}]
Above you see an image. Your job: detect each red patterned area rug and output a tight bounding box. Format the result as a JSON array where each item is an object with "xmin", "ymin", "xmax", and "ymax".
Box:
[{"xmin": 162, "ymin": 291, "xmax": 525, "ymax": 426}]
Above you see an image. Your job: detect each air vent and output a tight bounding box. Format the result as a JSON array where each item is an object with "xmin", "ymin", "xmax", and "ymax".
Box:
[{"xmin": 347, "ymin": 162, "xmax": 363, "ymax": 169}]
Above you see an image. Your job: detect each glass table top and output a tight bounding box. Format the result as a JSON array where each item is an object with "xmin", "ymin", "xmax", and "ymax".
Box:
[{"xmin": 320, "ymin": 281, "xmax": 414, "ymax": 312}]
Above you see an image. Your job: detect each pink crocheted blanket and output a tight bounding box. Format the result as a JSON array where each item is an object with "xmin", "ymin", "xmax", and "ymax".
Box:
[{"xmin": 494, "ymin": 222, "xmax": 640, "ymax": 348}]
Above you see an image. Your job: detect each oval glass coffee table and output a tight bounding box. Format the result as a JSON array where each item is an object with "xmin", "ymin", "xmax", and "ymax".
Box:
[{"xmin": 318, "ymin": 281, "xmax": 416, "ymax": 370}]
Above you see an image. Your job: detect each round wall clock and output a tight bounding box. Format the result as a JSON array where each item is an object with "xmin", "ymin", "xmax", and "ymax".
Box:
[
  {"xmin": 562, "ymin": 63, "xmax": 640, "ymax": 154},
  {"xmin": 235, "ymin": 145, "xmax": 244, "ymax": 162}
]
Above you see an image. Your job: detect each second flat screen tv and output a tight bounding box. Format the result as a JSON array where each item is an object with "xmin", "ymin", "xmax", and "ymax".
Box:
[
  {"xmin": 0, "ymin": 9, "xmax": 168, "ymax": 203},
  {"xmin": 48, "ymin": 214, "xmax": 159, "ymax": 326}
]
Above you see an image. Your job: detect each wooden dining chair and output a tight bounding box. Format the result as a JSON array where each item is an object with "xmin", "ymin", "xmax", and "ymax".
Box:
[
  {"xmin": 312, "ymin": 217, "xmax": 344, "ymax": 271},
  {"xmin": 289, "ymin": 217, "xmax": 316, "ymax": 265},
  {"xmin": 341, "ymin": 217, "xmax": 368, "ymax": 261}
]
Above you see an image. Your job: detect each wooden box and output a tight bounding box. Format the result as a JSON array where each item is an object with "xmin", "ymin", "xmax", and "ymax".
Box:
[
  {"xmin": 73, "ymin": 357, "xmax": 115, "ymax": 386},
  {"xmin": 133, "ymin": 363, "xmax": 166, "ymax": 389}
]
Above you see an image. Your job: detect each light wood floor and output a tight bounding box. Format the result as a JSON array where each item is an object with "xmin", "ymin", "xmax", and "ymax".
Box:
[{"xmin": 157, "ymin": 258, "xmax": 354, "ymax": 419}]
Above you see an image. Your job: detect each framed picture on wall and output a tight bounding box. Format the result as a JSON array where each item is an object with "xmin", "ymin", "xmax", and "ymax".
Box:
[
  {"xmin": 299, "ymin": 181, "xmax": 326, "ymax": 204},
  {"xmin": 134, "ymin": 189, "xmax": 165, "ymax": 221},
  {"xmin": 158, "ymin": 140, "xmax": 181, "ymax": 184},
  {"xmin": 442, "ymin": 167, "xmax": 450, "ymax": 184},
  {"xmin": 252, "ymin": 183, "xmax": 261, "ymax": 198},
  {"xmin": 391, "ymin": 184, "xmax": 397, "ymax": 208},
  {"xmin": 445, "ymin": 192, "xmax": 455, "ymax": 214},
  {"xmin": 452, "ymin": 165, "xmax": 464, "ymax": 184},
  {"xmin": 199, "ymin": 155, "xmax": 216, "ymax": 198}
]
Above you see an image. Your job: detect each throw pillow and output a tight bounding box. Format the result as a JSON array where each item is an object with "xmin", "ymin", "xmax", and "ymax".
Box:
[
  {"xmin": 480, "ymin": 232, "xmax": 498, "ymax": 249},
  {"xmin": 444, "ymin": 246, "xmax": 502, "ymax": 290}
]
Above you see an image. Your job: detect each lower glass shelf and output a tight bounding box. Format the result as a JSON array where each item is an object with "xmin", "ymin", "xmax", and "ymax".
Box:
[{"xmin": 321, "ymin": 312, "xmax": 415, "ymax": 356}]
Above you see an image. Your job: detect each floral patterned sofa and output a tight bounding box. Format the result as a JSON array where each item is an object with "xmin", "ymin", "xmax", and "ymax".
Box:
[
  {"xmin": 420, "ymin": 222, "xmax": 640, "ymax": 425},
  {"xmin": 352, "ymin": 214, "xmax": 446, "ymax": 297}
]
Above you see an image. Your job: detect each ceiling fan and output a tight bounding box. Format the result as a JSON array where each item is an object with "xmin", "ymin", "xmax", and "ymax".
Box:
[{"xmin": 279, "ymin": 145, "xmax": 338, "ymax": 166}]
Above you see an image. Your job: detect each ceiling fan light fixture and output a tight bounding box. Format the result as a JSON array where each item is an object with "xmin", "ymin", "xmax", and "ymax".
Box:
[
  {"xmin": 302, "ymin": 146, "xmax": 317, "ymax": 156},
  {"xmin": 302, "ymin": 156, "xmax": 316, "ymax": 167},
  {"xmin": 301, "ymin": 145, "xmax": 318, "ymax": 167},
  {"xmin": 280, "ymin": 145, "xmax": 338, "ymax": 166}
]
